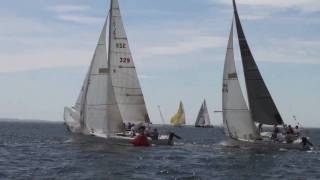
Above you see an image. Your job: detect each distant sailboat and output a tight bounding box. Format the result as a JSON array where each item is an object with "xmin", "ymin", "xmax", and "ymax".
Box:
[
  {"xmin": 170, "ymin": 101, "xmax": 186, "ymax": 126},
  {"xmin": 221, "ymin": 0, "xmax": 312, "ymax": 149},
  {"xmin": 64, "ymin": 0, "xmax": 173, "ymax": 145},
  {"xmin": 195, "ymin": 100, "xmax": 213, "ymax": 128}
]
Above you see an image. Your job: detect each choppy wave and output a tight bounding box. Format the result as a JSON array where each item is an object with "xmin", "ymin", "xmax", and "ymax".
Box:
[{"xmin": 0, "ymin": 121, "xmax": 319, "ymax": 179}]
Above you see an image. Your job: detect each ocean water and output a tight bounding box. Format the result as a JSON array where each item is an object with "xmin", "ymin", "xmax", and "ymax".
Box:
[{"xmin": 0, "ymin": 121, "xmax": 319, "ymax": 180}]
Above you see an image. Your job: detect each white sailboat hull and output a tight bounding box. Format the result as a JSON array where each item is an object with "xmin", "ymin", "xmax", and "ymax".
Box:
[
  {"xmin": 64, "ymin": 107, "xmax": 174, "ymax": 146},
  {"xmin": 224, "ymin": 137, "xmax": 305, "ymax": 150},
  {"xmin": 68, "ymin": 131, "xmax": 173, "ymax": 146}
]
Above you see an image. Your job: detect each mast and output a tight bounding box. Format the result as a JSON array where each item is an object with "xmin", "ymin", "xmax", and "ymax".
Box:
[
  {"xmin": 232, "ymin": 0, "xmax": 283, "ymax": 125},
  {"xmin": 108, "ymin": 0, "xmax": 113, "ymax": 69}
]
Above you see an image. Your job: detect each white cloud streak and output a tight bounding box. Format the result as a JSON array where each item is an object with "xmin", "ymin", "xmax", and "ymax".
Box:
[
  {"xmin": 49, "ymin": 5, "xmax": 90, "ymax": 13},
  {"xmin": 56, "ymin": 15, "xmax": 104, "ymax": 24},
  {"xmin": 0, "ymin": 16, "xmax": 51, "ymax": 35},
  {"xmin": 49, "ymin": 4, "xmax": 103, "ymax": 24},
  {"xmin": 137, "ymin": 36, "xmax": 226, "ymax": 59},
  {"xmin": 1, "ymin": 52, "xmax": 89, "ymax": 73},
  {"xmin": 254, "ymin": 38, "xmax": 320, "ymax": 64},
  {"xmin": 216, "ymin": 0, "xmax": 320, "ymax": 12},
  {"xmin": 240, "ymin": 14, "xmax": 270, "ymax": 21},
  {"xmin": 0, "ymin": 48, "xmax": 91, "ymax": 72}
]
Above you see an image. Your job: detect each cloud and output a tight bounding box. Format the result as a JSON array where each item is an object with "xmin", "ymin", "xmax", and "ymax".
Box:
[
  {"xmin": 49, "ymin": 5, "xmax": 90, "ymax": 13},
  {"xmin": 137, "ymin": 36, "xmax": 226, "ymax": 59},
  {"xmin": 215, "ymin": 0, "xmax": 320, "ymax": 12},
  {"xmin": 254, "ymin": 38, "xmax": 320, "ymax": 64},
  {"xmin": 138, "ymin": 75, "xmax": 158, "ymax": 80},
  {"xmin": 49, "ymin": 4, "xmax": 103, "ymax": 24},
  {"xmin": 56, "ymin": 15, "xmax": 104, "ymax": 24},
  {"xmin": 0, "ymin": 48, "xmax": 92, "ymax": 72},
  {"xmin": 240, "ymin": 14, "xmax": 270, "ymax": 21},
  {"xmin": 0, "ymin": 16, "xmax": 51, "ymax": 35}
]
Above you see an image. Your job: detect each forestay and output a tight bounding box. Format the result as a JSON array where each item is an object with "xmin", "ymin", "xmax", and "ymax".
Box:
[
  {"xmin": 222, "ymin": 22, "xmax": 258, "ymax": 140},
  {"xmin": 108, "ymin": 0, "xmax": 150, "ymax": 125},
  {"xmin": 233, "ymin": 0, "xmax": 283, "ymax": 125}
]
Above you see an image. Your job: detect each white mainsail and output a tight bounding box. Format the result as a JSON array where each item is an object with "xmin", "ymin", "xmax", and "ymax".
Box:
[
  {"xmin": 82, "ymin": 15, "xmax": 124, "ymax": 136},
  {"xmin": 222, "ymin": 22, "xmax": 258, "ymax": 140},
  {"xmin": 195, "ymin": 100, "xmax": 211, "ymax": 127},
  {"xmin": 108, "ymin": 0, "xmax": 150, "ymax": 125},
  {"xmin": 64, "ymin": 0, "xmax": 150, "ymax": 137}
]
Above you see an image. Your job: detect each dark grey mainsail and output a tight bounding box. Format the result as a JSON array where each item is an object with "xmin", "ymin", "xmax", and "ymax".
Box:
[{"xmin": 232, "ymin": 0, "xmax": 283, "ymax": 125}]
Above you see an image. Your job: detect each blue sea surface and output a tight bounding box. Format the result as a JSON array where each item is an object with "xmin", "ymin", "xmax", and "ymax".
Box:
[{"xmin": 0, "ymin": 121, "xmax": 319, "ymax": 180}]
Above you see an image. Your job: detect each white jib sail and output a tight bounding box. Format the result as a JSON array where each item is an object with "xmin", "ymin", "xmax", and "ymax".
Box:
[
  {"xmin": 108, "ymin": 0, "xmax": 149, "ymax": 125},
  {"xmin": 195, "ymin": 100, "xmax": 211, "ymax": 126},
  {"xmin": 222, "ymin": 22, "xmax": 258, "ymax": 140},
  {"xmin": 83, "ymin": 15, "xmax": 124, "ymax": 136}
]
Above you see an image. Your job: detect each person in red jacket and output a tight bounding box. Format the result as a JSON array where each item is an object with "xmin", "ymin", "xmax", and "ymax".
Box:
[{"xmin": 131, "ymin": 126, "xmax": 150, "ymax": 147}]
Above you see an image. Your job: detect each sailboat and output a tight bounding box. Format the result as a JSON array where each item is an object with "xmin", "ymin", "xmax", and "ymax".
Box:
[
  {"xmin": 195, "ymin": 100, "xmax": 213, "ymax": 128},
  {"xmin": 64, "ymin": 0, "xmax": 174, "ymax": 146},
  {"xmin": 170, "ymin": 101, "xmax": 186, "ymax": 126},
  {"xmin": 221, "ymin": 0, "xmax": 312, "ymax": 149}
]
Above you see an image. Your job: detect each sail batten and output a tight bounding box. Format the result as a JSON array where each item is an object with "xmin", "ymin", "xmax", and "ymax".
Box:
[{"xmin": 232, "ymin": 0, "xmax": 283, "ymax": 125}]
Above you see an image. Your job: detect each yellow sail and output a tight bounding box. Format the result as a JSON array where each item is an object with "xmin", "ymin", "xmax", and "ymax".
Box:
[{"xmin": 170, "ymin": 101, "xmax": 186, "ymax": 126}]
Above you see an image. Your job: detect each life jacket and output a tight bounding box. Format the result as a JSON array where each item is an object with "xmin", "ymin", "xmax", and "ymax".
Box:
[{"xmin": 131, "ymin": 134, "xmax": 150, "ymax": 147}]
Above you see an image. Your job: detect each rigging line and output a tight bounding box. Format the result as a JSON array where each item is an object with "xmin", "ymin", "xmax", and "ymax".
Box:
[
  {"xmin": 223, "ymin": 109, "xmax": 250, "ymax": 111},
  {"xmin": 112, "ymin": 86, "xmax": 141, "ymax": 89},
  {"xmin": 118, "ymin": 66, "xmax": 135, "ymax": 69},
  {"xmin": 223, "ymin": 78, "xmax": 239, "ymax": 80},
  {"xmin": 246, "ymin": 78, "xmax": 264, "ymax": 81},
  {"xmin": 90, "ymin": 73, "xmax": 110, "ymax": 76},
  {"xmin": 87, "ymin": 107, "xmax": 116, "ymax": 110},
  {"xmin": 116, "ymin": 102, "xmax": 146, "ymax": 105},
  {"xmin": 114, "ymin": 37, "xmax": 128, "ymax": 40},
  {"xmin": 125, "ymin": 94, "xmax": 143, "ymax": 96},
  {"xmin": 292, "ymin": 115, "xmax": 304, "ymax": 130},
  {"xmin": 86, "ymin": 103, "xmax": 118, "ymax": 106}
]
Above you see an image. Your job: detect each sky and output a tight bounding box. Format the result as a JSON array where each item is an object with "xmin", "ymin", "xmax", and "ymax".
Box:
[{"xmin": 0, "ymin": 0, "xmax": 319, "ymax": 127}]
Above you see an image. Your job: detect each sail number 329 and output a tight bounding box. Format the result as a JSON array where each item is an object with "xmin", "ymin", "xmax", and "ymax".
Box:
[{"xmin": 120, "ymin": 57, "xmax": 131, "ymax": 63}]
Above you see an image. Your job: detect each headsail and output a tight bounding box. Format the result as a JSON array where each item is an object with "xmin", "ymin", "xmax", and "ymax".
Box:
[
  {"xmin": 74, "ymin": 70, "xmax": 89, "ymax": 112},
  {"xmin": 80, "ymin": 13, "xmax": 124, "ymax": 136},
  {"xmin": 108, "ymin": 0, "xmax": 150, "ymax": 125},
  {"xmin": 195, "ymin": 100, "xmax": 211, "ymax": 127},
  {"xmin": 170, "ymin": 101, "xmax": 186, "ymax": 126},
  {"xmin": 233, "ymin": 0, "xmax": 283, "ymax": 125},
  {"xmin": 222, "ymin": 22, "xmax": 258, "ymax": 140}
]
